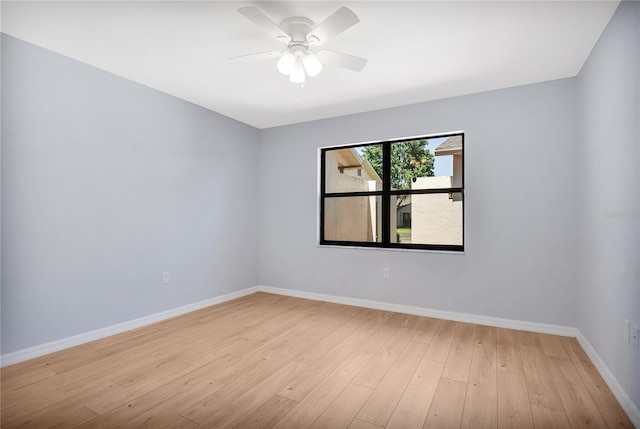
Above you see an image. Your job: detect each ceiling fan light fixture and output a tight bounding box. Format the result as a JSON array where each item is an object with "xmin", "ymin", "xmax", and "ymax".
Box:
[
  {"xmin": 302, "ymin": 52, "xmax": 323, "ymax": 77},
  {"xmin": 289, "ymin": 59, "xmax": 306, "ymax": 83},
  {"xmin": 277, "ymin": 51, "xmax": 296, "ymax": 75}
]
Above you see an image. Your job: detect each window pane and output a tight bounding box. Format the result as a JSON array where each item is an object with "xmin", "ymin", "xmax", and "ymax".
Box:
[
  {"xmin": 390, "ymin": 139, "xmax": 434, "ymax": 191},
  {"xmin": 324, "ymin": 196, "xmax": 382, "ymax": 242},
  {"xmin": 432, "ymin": 134, "xmax": 463, "ymax": 189},
  {"xmin": 394, "ymin": 194, "xmax": 412, "ymax": 243},
  {"xmin": 391, "ymin": 135, "xmax": 463, "ymax": 191},
  {"xmin": 324, "ymin": 145, "xmax": 383, "ymax": 193},
  {"xmin": 393, "ymin": 194, "xmax": 463, "ymax": 246}
]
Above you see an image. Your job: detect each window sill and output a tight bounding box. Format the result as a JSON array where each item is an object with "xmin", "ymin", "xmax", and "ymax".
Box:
[{"xmin": 316, "ymin": 243, "xmax": 464, "ymax": 255}]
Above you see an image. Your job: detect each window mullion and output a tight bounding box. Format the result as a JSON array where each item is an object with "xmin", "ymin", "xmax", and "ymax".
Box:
[{"xmin": 382, "ymin": 143, "xmax": 391, "ymax": 244}]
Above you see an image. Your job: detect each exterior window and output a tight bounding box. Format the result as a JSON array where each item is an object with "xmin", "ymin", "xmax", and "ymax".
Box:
[{"xmin": 319, "ymin": 133, "xmax": 464, "ymax": 251}]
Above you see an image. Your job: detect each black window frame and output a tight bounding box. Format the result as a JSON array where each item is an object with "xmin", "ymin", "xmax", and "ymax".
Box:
[{"xmin": 319, "ymin": 133, "xmax": 464, "ymax": 252}]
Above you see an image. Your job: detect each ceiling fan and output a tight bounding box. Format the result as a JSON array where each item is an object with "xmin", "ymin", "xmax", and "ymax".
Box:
[{"xmin": 231, "ymin": 6, "xmax": 368, "ymax": 84}]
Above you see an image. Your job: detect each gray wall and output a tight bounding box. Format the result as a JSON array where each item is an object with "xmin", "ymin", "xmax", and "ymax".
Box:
[
  {"xmin": 259, "ymin": 78, "xmax": 580, "ymax": 327},
  {"xmin": 577, "ymin": 1, "xmax": 640, "ymax": 411},
  {"xmin": 1, "ymin": 34, "xmax": 260, "ymax": 354}
]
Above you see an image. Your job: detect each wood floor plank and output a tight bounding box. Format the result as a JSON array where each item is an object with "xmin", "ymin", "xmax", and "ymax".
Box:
[
  {"xmin": 555, "ymin": 335, "xmax": 634, "ymax": 427},
  {"xmin": 139, "ymin": 414, "xmax": 199, "ymax": 429},
  {"xmin": 518, "ymin": 331, "xmax": 564, "ymax": 410},
  {"xmin": 356, "ymin": 341, "xmax": 429, "ymax": 427},
  {"xmin": 441, "ymin": 323, "xmax": 477, "ymax": 382},
  {"xmin": 529, "ymin": 404, "xmax": 571, "ymax": 429},
  {"xmin": 2, "ymin": 405, "xmax": 98, "ymax": 429},
  {"xmin": 309, "ymin": 383, "xmax": 373, "ymax": 429},
  {"xmin": 242, "ymin": 309, "xmax": 321, "ymax": 342},
  {"xmin": 10, "ymin": 380, "xmax": 123, "ymax": 426},
  {"xmin": 232, "ymin": 395, "xmax": 299, "ymax": 429},
  {"xmin": 88, "ymin": 379, "xmax": 222, "ymax": 429},
  {"xmin": 90, "ymin": 328, "xmax": 174, "ymax": 356},
  {"xmin": 461, "ymin": 325, "xmax": 498, "ymax": 429},
  {"xmin": 497, "ymin": 328, "xmax": 524, "ymax": 375},
  {"xmin": 423, "ymin": 377, "xmax": 467, "ymax": 429},
  {"xmin": 537, "ymin": 333, "xmax": 569, "ymax": 358},
  {"xmin": 347, "ymin": 419, "xmax": 384, "ymax": 429},
  {"xmin": 0, "ymin": 293, "xmax": 632, "ymax": 429},
  {"xmin": 583, "ymin": 381, "xmax": 635, "ymax": 429},
  {"xmin": 296, "ymin": 316, "xmax": 368, "ymax": 365},
  {"xmin": 77, "ymin": 379, "xmax": 225, "ymax": 429},
  {"xmin": 497, "ymin": 371, "xmax": 534, "ymax": 428},
  {"xmin": 111, "ymin": 352, "xmax": 194, "ymax": 387},
  {"xmin": 0, "ymin": 364, "xmax": 60, "ymax": 396},
  {"xmin": 558, "ymin": 336, "xmax": 605, "ymax": 385},
  {"xmin": 59, "ymin": 352, "xmax": 159, "ymax": 383},
  {"xmin": 177, "ymin": 384, "xmax": 237, "ymax": 424},
  {"xmin": 357, "ymin": 322, "xmax": 400, "ymax": 354},
  {"xmin": 179, "ymin": 355, "xmax": 307, "ymax": 424},
  {"xmin": 195, "ymin": 360, "xmax": 311, "ymax": 428},
  {"xmin": 209, "ymin": 311, "xmax": 328, "ymax": 387},
  {"xmin": 423, "ymin": 319, "xmax": 459, "ymax": 362},
  {"xmin": 2, "ymin": 373, "xmax": 124, "ymax": 420},
  {"xmin": 2, "ymin": 345, "xmax": 106, "ymax": 381},
  {"xmin": 411, "ymin": 317, "xmax": 441, "ymax": 344},
  {"xmin": 352, "ymin": 327, "xmax": 413, "ymax": 389},
  {"xmin": 399, "ymin": 314, "xmax": 426, "ymax": 329},
  {"xmin": 386, "ymin": 359, "xmax": 444, "ymax": 429},
  {"xmin": 84, "ymin": 353, "xmax": 239, "ymax": 415},
  {"xmin": 210, "ymin": 336, "xmax": 314, "ymax": 385},
  {"xmin": 547, "ymin": 356, "xmax": 607, "ymax": 428},
  {"xmin": 279, "ymin": 323, "xmax": 375, "ymax": 402},
  {"xmin": 2, "ymin": 379, "xmax": 119, "ymax": 428},
  {"xmin": 272, "ymin": 350, "xmax": 373, "ymax": 428},
  {"xmin": 212, "ymin": 336, "xmax": 266, "ymax": 358}
]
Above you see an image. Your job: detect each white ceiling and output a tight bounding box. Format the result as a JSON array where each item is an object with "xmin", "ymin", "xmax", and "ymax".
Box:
[{"xmin": 2, "ymin": 1, "xmax": 619, "ymax": 129}]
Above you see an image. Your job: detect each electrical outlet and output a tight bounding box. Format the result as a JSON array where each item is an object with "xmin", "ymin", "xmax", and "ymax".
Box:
[
  {"xmin": 383, "ymin": 267, "xmax": 390, "ymax": 279},
  {"xmin": 162, "ymin": 271, "xmax": 170, "ymax": 284},
  {"xmin": 623, "ymin": 319, "xmax": 630, "ymax": 343},
  {"xmin": 632, "ymin": 325, "xmax": 639, "ymax": 349}
]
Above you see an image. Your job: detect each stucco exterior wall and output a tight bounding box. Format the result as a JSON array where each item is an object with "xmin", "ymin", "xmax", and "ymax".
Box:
[{"xmin": 411, "ymin": 176, "xmax": 463, "ymax": 245}]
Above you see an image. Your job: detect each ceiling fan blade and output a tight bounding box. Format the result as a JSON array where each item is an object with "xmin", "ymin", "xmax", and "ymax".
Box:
[
  {"xmin": 307, "ymin": 7, "xmax": 359, "ymax": 45},
  {"xmin": 228, "ymin": 51, "xmax": 283, "ymax": 62},
  {"xmin": 238, "ymin": 6, "xmax": 291, "ymax": 44},
  {"xmin": 316, "ymin": 50, "xmax": 368, "ymax": 72}
]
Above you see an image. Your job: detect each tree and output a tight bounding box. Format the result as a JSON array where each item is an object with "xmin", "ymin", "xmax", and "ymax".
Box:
[{"xmin": 361, "ymin": 140, "xmax": 434, "ymax": 206}]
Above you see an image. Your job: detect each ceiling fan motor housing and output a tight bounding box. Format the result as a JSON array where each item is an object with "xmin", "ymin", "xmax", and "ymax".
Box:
[{"xmin": 279, "ymin": 16, "xmax": 316, "ymax": 45}]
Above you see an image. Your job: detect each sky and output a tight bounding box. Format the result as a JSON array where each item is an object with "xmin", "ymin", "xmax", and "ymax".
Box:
[{"xmin": 428, "ymin": 137, "xmax": 453, "ymax": 177}]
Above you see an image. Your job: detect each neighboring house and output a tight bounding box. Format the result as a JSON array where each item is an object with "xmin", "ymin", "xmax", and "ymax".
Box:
[
  {"xmin": 324, "ymin": 148, "xmax": 383, "ymax": 242},
  {"xmin": 397, "ymin": 199, "xmax": 411, "ymax": 228},
  {"xmin": 432, "ymin": 134, "xmax": 463, "ymax": 190},
  {"xmin": 410, "ymin": 135, "xmax": 463, "ymax": 245}
]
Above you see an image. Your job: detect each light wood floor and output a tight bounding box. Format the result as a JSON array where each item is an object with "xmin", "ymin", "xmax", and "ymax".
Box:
[{"xmin": 1, "ymin": 292, "xmax": 634, "ymax": 429}]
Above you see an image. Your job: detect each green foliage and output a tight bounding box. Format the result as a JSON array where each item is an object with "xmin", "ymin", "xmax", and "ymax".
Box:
[
  {"xmin": 361, "ymin": 140, "xmax": 434, "ymax": 191},
  {"xmin": 361, "ymin": 144, "xmax": 383, "ymax": 180}
]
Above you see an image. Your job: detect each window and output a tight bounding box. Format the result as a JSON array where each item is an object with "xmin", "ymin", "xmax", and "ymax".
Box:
[{"xmin": 319, "ymin": 133, "xmax": 464, "ymax": 251}]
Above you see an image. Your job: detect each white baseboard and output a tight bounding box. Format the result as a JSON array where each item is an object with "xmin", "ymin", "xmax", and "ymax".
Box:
[
  {"xmin": 258, "ymin": 285, "xmax": 577, "ymax": 337},
  {"xmin": 576, "ymin": 332, "xmax": 640, "ymax": 428},
  {"xmin": 0, "ymin": 286, "xmax": 259, "ymax": 367}
]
